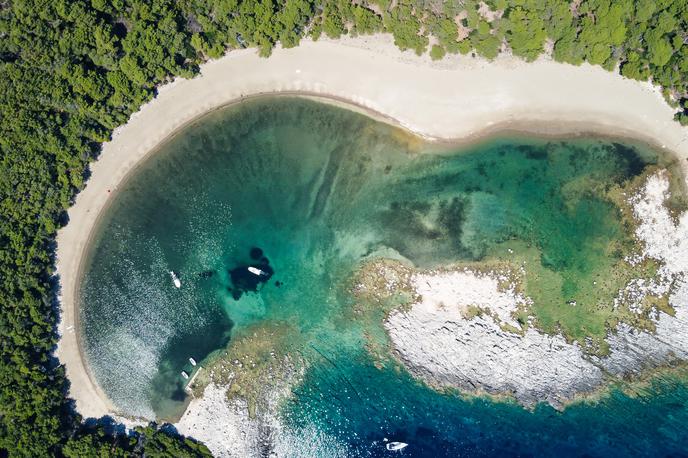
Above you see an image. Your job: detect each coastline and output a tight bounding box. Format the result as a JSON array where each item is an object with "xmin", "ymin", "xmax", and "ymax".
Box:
[
  {"xmin": 382, "ymin": 169, "xmax": 688, "ymax": 410},
  {"xmin": 55, "ymin": 33, "xmax": 688, "ymax": 420}
]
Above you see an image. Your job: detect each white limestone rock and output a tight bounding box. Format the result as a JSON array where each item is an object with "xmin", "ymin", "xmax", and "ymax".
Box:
[{"xmin": 385, "ymin": 271, "xmax": 603, "ymax": 408}]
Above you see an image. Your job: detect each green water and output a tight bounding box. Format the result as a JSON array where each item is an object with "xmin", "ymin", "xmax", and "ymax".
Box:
[{"xmin": 79, "ymin": 97, "xmax": 688, "ymax": 455}]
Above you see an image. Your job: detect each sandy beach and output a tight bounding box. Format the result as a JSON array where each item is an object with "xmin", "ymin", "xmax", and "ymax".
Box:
[{"xmin": 55, "ymin": 33, "xmax": 688, "ymax": 420}]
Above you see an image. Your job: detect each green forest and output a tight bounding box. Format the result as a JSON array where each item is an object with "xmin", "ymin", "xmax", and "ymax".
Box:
[{"xmin": 1, "ymin": 0, "xmax": 687, "ymax": 455}]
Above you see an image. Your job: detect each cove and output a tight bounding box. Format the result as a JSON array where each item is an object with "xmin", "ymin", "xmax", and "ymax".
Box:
[{"xmin": 79, "ymin": 97, "xmax": 687, "ymax": 454}]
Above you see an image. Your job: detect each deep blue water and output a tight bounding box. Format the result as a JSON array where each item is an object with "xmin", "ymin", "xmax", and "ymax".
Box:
[{"xmin": 287, "ymin": 349, "xmax": 688, "ymax": 457}]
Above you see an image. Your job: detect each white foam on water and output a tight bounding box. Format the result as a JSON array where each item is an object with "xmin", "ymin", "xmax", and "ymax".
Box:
[{"xmin": 270, "ymin": 424, "xmax": 350, "ymax": 458}]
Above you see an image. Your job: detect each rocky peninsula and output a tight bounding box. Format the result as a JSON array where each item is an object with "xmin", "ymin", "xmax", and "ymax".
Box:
[{"xmin": 379, "ymin": 171, "xmax": 688, "ymax": 408}]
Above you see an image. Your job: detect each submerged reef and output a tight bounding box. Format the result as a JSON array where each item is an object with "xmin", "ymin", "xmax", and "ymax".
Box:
[{"xmin": 227, "ymin": 247, "xmax": 275, "ymax": 300}]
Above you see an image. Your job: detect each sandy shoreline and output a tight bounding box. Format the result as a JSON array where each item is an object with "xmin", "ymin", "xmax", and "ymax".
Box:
[{"xmin": 55, "ymin": 33, "xmax": 688, "ymax": 420}]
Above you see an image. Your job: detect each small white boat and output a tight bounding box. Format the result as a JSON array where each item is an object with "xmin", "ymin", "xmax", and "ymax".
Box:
[
  {"xmin": 247, "ymin": 266, "xmax": 265, "ymax": 276},
  {"xmin": 170, "ymin": 271, "xmax": 181, "ymax": 288},
  {"xmin": 181, "ymin": 371, "xmax": 189, "ymax": 379},
  {"xmin": 386, "ymin": 442, "xmax": 408, "ymax": 451},
  {"xmin": 189, "ymin": 357, "xmax": 197, "ymax": 366}
]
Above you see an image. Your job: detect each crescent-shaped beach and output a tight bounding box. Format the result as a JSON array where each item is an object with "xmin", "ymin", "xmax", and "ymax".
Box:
[{"xmin": 55, "ymin": 34, "xmax": 688, "ymax": 420}]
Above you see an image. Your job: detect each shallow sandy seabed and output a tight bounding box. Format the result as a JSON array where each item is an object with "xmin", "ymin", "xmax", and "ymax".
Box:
[{"xmin": 54, "ymin": 33, "xmax": 688, "ymax": 422}]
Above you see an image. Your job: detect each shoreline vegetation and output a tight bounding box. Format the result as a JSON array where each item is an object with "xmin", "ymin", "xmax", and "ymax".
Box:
[{"xmin": 4, "ymin": 0, "xmax": 688, "ymax": 455}]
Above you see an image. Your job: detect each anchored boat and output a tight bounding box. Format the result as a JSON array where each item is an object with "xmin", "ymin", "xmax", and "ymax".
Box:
[
  {"xmin": 385, "ymin": 442, "xmax": 408, "ymax": 451},
  {"xmin": 170, "ymin": 271, "xmax": 181, "ymax": 288},
  {"xmin": 247, "ymin": 266, "xmax": 266, "ymax": 276}
]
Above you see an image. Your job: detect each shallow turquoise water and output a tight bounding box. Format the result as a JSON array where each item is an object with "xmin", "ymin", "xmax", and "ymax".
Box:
[{"xmin": 80, "ymin": 97, "xmax": 688, "ymax": 455}]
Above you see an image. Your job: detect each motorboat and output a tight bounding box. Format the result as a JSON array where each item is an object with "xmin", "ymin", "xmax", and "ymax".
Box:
[
  {"xmin": 189, "ymin": 357, "xmax": 197, "ymax": 366},
  {"xmin": 385, "ymin": 442, "xmax": 408, "ymax": 451},
  {"xmin": 247, "ymin": 266, "xmax": 266, "ymax": 276},
  {"xmin": 181, "ymin": 371, "xmax": 189, "ymax": 379},
  {"xmin": 170, "ymin": 271, "xmax": 181, "ymax": 288}
]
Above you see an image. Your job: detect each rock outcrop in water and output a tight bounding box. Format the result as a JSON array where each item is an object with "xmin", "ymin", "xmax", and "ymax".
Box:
[
  {"xmin": 176, "ymin": 370, "xmax": 348, "ymax": 457},
  {"xmin": 382, "ymin": 172, "xmax": 688, "ymax": 409}
]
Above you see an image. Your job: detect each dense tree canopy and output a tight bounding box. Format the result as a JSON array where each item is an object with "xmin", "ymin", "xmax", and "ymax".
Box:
[{"xmin": 1, "ymin": 0, "xmax": 688, "ymax": 455}]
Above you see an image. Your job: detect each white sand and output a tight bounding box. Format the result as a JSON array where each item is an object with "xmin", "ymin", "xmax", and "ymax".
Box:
[{"xmin": 55, "ymin": 33, "xmax": 688, "ymax": 419}]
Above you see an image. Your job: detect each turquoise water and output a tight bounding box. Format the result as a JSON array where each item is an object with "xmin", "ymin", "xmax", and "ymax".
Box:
[{"xmin": 80, "ymin": 97, "xmax": 688, "ymax": 455}]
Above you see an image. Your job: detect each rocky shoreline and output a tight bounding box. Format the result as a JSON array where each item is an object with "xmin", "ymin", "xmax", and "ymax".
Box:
[
  {"xmin": 381, "ymin": 171, "xmax": 688, "ymax": 409},
  {"xmin": 175, "ymin": 376, "xmax": 348, "ymax": 457}
]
